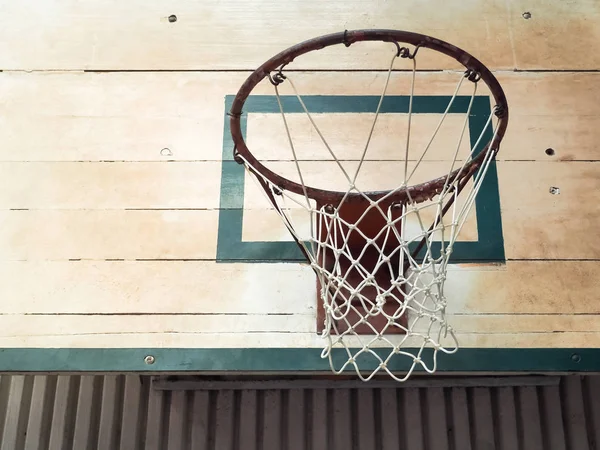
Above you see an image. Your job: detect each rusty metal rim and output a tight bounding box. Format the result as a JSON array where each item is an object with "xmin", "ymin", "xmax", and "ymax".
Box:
[{"xmin": 229, "ymin": 29, "xmax": 509, "ymax": 205}]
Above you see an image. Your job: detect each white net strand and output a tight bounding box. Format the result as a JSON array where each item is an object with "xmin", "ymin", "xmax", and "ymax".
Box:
[{"xmin": 237, "ymin": 45, "xmax": 500, "ymax": 381}]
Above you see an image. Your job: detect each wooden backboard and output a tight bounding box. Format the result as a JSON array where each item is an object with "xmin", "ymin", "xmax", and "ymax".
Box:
[{"xmin": 0, "ymin": 0, "xmax": 599, "ymax": 374}]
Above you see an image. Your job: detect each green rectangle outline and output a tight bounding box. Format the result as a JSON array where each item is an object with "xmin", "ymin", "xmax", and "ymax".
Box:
[{"xmin": 217, "ymin": 95, "xmax": 505, "ymax": 262}]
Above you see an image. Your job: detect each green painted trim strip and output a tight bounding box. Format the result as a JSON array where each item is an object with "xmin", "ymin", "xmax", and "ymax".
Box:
[
  {"xmin": 0, "ymin": 348, "xmax": 596, "ymax": 373},
  {"xmin": 236, "ymin": 95, "xmax": 489, "ymax": 114}
]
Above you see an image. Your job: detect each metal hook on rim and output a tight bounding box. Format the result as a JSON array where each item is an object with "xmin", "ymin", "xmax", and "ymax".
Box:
[
  {"xmin": 494, "ymin": 104, "xmax": 507, "ymax": 118},
  {"xmin": 268, "ymin": 63, "xmax": 288, "ymax": 86},
  {"xmin": 396, "ymin": 43, "xmax": 422, "ymax": 59},
  {"xmin": 268, "ymin": 71, "xmax": 286, "ymax": 86},
  {"xmin": 233, "ymin": 146, "xmax": 244, "ymax": 164},
  {"xmin": 464, "ymin": 69, "xmax": 481, "ymax": 83}
]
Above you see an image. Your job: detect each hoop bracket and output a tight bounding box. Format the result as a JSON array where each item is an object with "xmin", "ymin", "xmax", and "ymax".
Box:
[
  {"xmin": 464, "ymin": 69, "xmax": 481, "ymax": 83},
  {"xmin": 494, "ymin": 104, "xmax": 507, "ymax": 118},
  {"xmin": 268, "ymin": 65, "xmax": 287, "ymax": 86}
]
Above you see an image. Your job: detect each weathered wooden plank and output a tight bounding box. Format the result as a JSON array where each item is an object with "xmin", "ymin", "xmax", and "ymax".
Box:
[
  {"xmin": 499, "ymin": 72, "xmax": 600, "ymax": 117},
  {"xmin": 447, "ymin": 261, "xmax": 600, "ymax": 314},
  {"xmin": 0, "ymin": 160, "xmax": 595, "ymax": 261},
  {"xmin": 501, "ymin": 115, "xmax": 600, "ymax": 163},
  {"xmin": 0, "ymin": 210, "xmax": 218, "ymax": 260},
  {"xmin": 0, "ymin": 0, "xmax": 514, "ymax": 71},
  {"xmin": 0, "ymin": 314, "xmax": 315, "ymax": 336},
  {"xmin": 498, "ymin": 161, "xmax": 600, "ymax": 260},
  {"xmin": 0, "ymin": 261, "xmax": 597, "ymax": 316},
  {"xmin": 509, "ymin": 0, "xmax": 600, "ymax": 70},
  {"xmin": 1, "ymin": 330, "xmax": 599, "ymax": 349},
  {"xmin": 0, "ymin": 71, "xmax": 236, "ymax": 162},
  {"xmin": 2, "ymin": 313, "xmax": 600, "ymax": 342},
  {"xmin": 0, "ymin": 162, "xmax": 220, "ymax": 210},
  {"xmin": 1, "ymin": 72, "xmax": 597, "ymax": 164},
  {"xmin": 0, "ymin": 261, "xmax": 315, "ymax": 314}
]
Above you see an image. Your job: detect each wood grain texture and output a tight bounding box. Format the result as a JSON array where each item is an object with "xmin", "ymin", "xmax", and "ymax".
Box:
[
  {"xmin": 0, "ymin": 0, "xmax": 514, "ymax": 71},
  {"xmin": 509, "ymin": 0, "xmax": 600, "ymax": 70},
  {"xmin": 1, "ymin": 331, "xmax": 600, "ymax": 348},
  {"xmin": 498, "ymin": 161, "xmax": 600, "ymax": 259},
  {"xmin": 0, "ymin": 258, "xmax": 598, "ymax": 347},
  {"xmin": 1, "ymin": 160, "xmax": 594, "ymax": 261},
  {"xmin": 1, "ymin": 0, "xmax": 596, "ymax": 71},
  {"xmin": 0, "ymin": 162, "xmax": 220, "ymax": 209},
  {"xmin": 1, "ymin": 72, "xmax": 598, "ymax": 164},
  {"xmin": 1, "ymin": 312, "xmax": 600, "ymax": 348},
  {"xmin": 0, "ymin": 2, "xmax": 598, "ymax": 355},
  {"xmin": 0, "ymin": 261, "xmax": 315, "ymax": 314},
  {"xmin": 0, "ymin": 210, "xmax": 219, "ymax": 260},
  {"xmin": 0, "ymin": 261, "xmax": 597, "ymax": 314}
]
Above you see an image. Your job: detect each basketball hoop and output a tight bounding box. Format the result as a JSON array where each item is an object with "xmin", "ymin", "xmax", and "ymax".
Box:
[{"xmin": 229, "ymin": 30, "xmax": 508, "ymax": 381}]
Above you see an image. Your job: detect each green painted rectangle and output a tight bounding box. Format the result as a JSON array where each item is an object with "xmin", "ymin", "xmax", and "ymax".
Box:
[{"xmin": 217, "ymin": 94, "xmax": 505, "ymax": 263}]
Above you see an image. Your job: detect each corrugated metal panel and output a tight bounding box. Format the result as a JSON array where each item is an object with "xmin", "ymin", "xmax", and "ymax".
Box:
[{"xmin": 1, "ymin": 375, "xmax": 600, "ymax": 450}]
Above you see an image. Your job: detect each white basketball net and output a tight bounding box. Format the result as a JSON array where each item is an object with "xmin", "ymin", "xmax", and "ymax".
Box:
[{"xmin": 236, "ymin": 46, "xmax": 501, "ymax": 382}]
